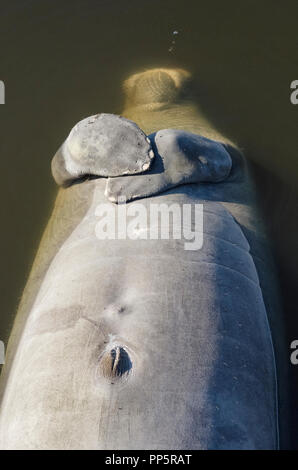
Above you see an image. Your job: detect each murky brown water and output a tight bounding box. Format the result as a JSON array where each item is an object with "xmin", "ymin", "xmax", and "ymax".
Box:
[{"xmin": 0, "ymin": 0, "xmax": 298, "ymax": 447}]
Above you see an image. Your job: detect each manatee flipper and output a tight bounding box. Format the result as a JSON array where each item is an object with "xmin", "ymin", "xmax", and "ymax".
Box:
[
  {"xmin": 105, "ymin": 129, "xmax": 232, "ymax": 203},
  {"xmin": 51, "ymin": 113, "xmax": 154, "ymax": 186}
]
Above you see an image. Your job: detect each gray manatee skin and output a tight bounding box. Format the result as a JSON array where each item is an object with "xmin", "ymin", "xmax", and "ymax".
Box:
[
  {"xmin": 52, "ymin": 113, "xmax": 154, "ymax": 186},
  {"xmin": 0, "ymin": 180, "xmax": 278, "ymax": 450},
  {"xmin": 0, "ymin": 68, "xmax": 287, "ymax": 449},
  {"xmin": 106, "ymin": 130, "xmax": 233, "ymax": 203}
]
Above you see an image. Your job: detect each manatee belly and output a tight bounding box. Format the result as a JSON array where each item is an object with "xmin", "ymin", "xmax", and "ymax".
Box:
[{"xmin": 0, "ymin": 187, "xmax": 277, "ymax": 450}]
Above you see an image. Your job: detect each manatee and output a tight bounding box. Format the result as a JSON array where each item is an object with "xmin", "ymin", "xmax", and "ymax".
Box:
[
  {"xmin": 105, "ymin": 129, "xmax": 232, "ymax": 203},
  {"xmin": 0, "ymin": 68, "xmax": 288, "ymax": 449},
  {"xmin": 52, "ymin": 113, "xmax": 155, "ymax": 186}
]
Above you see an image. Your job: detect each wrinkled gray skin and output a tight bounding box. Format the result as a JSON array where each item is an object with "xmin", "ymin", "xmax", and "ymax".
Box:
[
  {"xmin": 52, "ymin": 113, "xmax": 155, "ymax": 186},
  {"xmin": 0, "ymin": 68, "xmax": 287, "ymax": 449},
  {"xmin": 105, "ymin": 130, "xmax": 232, "ymax": 202}
]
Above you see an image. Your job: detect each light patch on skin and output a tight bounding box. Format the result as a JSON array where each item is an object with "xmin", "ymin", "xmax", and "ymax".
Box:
[
  {"xmin": 26, "ymin": 304, "xmax": 105, "ymax": 336},
  {"xmin": 142, "ymin": 162, "xmax": 151, "ymax": 171}
]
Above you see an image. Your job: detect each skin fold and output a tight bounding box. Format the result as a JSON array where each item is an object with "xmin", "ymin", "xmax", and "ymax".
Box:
[{"xmin": 0, "ymin": 68, "xmax": 288, "ymax": 449}]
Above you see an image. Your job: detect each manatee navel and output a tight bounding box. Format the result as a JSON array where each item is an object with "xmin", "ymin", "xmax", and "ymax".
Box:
[{"xmin": 51, "ymin": 113, "xmax": 155, "ymax": 186}]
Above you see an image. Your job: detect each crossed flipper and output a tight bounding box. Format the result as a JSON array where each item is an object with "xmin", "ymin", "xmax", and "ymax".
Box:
[
  {"xmin": 105, "ymin": 129, "xmax": 232, "ymax": 203},
  {"xmin": 51, "ymin": 116, "xmax": 233, "ymax": 200}
]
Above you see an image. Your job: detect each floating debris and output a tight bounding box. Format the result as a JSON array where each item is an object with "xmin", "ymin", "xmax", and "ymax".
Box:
[{"xmin": 168, "ymin": 30, "xmax": 180, "ymax": 54}]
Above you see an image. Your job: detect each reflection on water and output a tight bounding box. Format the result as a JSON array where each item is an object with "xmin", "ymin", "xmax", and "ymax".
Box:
[{"xmin": 0, "ymin": 0, "xmax": 298, "ymax": 448}]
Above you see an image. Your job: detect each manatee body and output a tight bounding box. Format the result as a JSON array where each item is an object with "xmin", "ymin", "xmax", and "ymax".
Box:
[
  {"xmin": 0, "ymin": 69, "xmax": 286, "ymax": 449},
  {"xmin": 52, "ymin": 113, "xmax": 154, "ymax": 186},
  {"xmin": 105, "ymin": 129, "xmax": 233, "ymax": 202}
]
